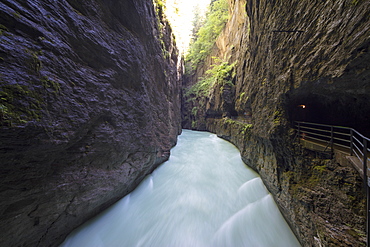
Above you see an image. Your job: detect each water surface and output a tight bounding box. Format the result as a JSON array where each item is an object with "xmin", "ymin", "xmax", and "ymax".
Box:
[{"xmin": 61, "ymin": 130, "xmax": 300, "ymax": 247}]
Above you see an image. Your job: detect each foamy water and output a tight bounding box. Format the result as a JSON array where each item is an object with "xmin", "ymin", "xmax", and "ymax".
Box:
[{"xmin": 60, "ymin": 130, "xmax": 300, "ymax": 247}]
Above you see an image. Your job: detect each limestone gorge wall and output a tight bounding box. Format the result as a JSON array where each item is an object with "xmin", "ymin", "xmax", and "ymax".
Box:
[
  {"xmin": 182, "ymin": 0, "xmax": 248, "ymax": 129},
  {"xmin": 183, "ymin": 0, "xmax": 369, "ymax": 246},
  {"xmin": 0, "ymin": 0, "xmax": 181, "ymax": 246}
]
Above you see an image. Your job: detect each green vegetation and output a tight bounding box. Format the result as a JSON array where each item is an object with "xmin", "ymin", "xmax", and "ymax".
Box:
[
  {"xmin": 236, "ymin": 92, "xmax": 248, "ymax": 107},
  {"xmin": 191, "ymin": 120, "xmax": 197, "ymax": 129},
  {"xmin": 185, "ymin": 58, "xmax": 236, "ymax": 99},
  {"xmin": 191, "ymin": 5, "xmax": 205, "ymax": 41},
  {"xmin": 313, "ymin": 164, "xmax": 326, "ymax": 173},
  {"xmin": 154, "ymin": 0, "xmax": 165, "ymax": 19},
  {"xmin": 0, "ymin": 83, "xmax": 42, "ymax": 126},
  {"xmin": 153, "ymin": 0, "xmax": 173, "ymax": 60},
  {"xmin": 191, "ymin": 106, "xmax": 198, "ymax": 116},
  {"xmin": 273, "ymin": 110, "xmax": 283, "ymax": 125},
  {"xmin": 0, "ymin": 75, "xmax": 61, "ymax": 126},
  {"xmin": 0, "ymin": 47, "xmax": 61, "ymax": 126},
  {"xmin": 41, "ymin": 76, "xmax": 60, "ymax": 94},
  {"xmin": 25, "ymin": 49, "xmax": 43, "ymax": 74},
  {"xmin": 12, "ymin": 11, "xmax": 21, "ymax": 19},
  {"xmin": 241, "ymin": 123, "xmax": 253, "ymax": 137},
  {"xmin": 220, "ymin": 117, "xmax": 253, "ymax": 139},
  {"xmin": 185, "ymin": 0, "xmax": 229, "ymax": 73},
  {"xmin": 0, "ymin": 24, "xmax": 9, "ymax": 36},
  {"xmin": 184, "ymin": 56, "xmax": 236, "ymax": 129}
]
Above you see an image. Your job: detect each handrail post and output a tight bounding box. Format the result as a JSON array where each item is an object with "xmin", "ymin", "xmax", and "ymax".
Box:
[
  {"xmin": 363, "ymin": 139, "xmax": 369, "ymax": 247},
  {"xmin": 350, "ymin": 129, "xmax": 354, "ymax": 156},
  {"xmin": 363, "ymin": 139, "xmax": 368, "ymax": 189},
  {"xmin": 330, "ymin": 126, "xmax": 334, "ymax": 158},
  {"xmin": 297, "ymin": 122, "xmax": 301, "ymax": 140}
]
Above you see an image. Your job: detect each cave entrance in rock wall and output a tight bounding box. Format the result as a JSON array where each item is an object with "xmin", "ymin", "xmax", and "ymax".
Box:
[{"xmin": 287, "ymin": 86, "xmax": 370, "ymax": 137}]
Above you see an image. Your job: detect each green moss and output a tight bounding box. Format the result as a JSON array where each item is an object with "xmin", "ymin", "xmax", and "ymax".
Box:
[
  {"xmin": 153, "ymin": 1, "xmax": 173, "ymax": 61},
  {"xmin": 241, "ymin": 124, "xmax": 253, "ymax": 132},
  {"xmin": 41, "ymin": 76, "xmax": 60, "ymax": 94},
  {"xmin": 191, "ymin": 120, "xmax": 197, "ymax": 129},
  {"xmin": 236, "ymin": 92, "xmax": 249, "ymax": 107},
  {"xmin": 25, "ymin": 49, "xmax": 43, "ymax": 74},
  {"xmin": 239, "ymin": 92, "xmax": 246, "ymax": 100},
  {"xmin": 347, "ymin": 195, "xmax": 356, "ymax": 202},
  {"xmin": 0, "ymin": 24, "xmax": 8, "ymax": 31},
  {"xmin": 0, "ymin": 83, "xmax": 42, "ymax": 126},
  {"xmin": 313, "ymin": 164, "xmax": 326, "ymax": 173},
  {"xmin": 220, "ymin": 117, "xmax": 253, "ymax": 136},
  {"xmin": 154, "ymin": 0, "xmax": 165, "ymax": 19},
  {"xmin": 273, "ymin": 110, "xmax": 283, "ymax": 125},
  {"xmin": 261, "ymin": 78, "xmax": 267, "ymax": 85},
  {"xmin": 307, "ymin": 175, "xmax": 320, "ymax": 187},
  {"xmin": 240, "ymin": 123, "xmax": 253, "ymax": 138},
  {"xmin": 0, "ymin": 24, "xmax": 9, "ymax": 36},
  {"xmin": 191, "ymin": 106, "xmax": 198, "ymax": 116},
  {"xmin": 12, "ymin": 11, "xmax": 21, "ymax": 19},
  {"xmin": 222, "ymin": 117, "xmax": 234, "ymax": 125},
  {"xmin": 0, "ymin": 68, "xmax": 61, "ymax": 126}
]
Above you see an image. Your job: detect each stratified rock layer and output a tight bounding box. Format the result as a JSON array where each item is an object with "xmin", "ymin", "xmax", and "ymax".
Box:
[
  {"xmin": 0, "ymin": 0, "xmax": 181, "ymax": 246},
  {"xmin": 183, "ymin": 0, "xmax": 369, "ymax": 246}
]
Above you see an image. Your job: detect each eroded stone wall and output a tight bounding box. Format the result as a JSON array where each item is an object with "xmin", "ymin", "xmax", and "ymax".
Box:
[
  {"xmin": 0, "ymin": 0, "xmax": 181, "ymax": 246},
  {"xmin": 183, "ymin": 0, "xmax": 369, "ymax": 246}
]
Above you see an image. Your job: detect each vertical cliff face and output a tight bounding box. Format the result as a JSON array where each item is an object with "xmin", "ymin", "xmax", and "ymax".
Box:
[
  {"xmin": 0, "ymin": 0, "xmax": 181, "ymax": 246},
  {"xmin": 182, "ymin": 0, "xmax": 248, "ymax": 129},
  {"xmin": 184, "ymin": 0, "xmax": 369, "ymax": 246},
  {"xmin": 240, "ymin": 0, "xmax": 370, "ymax": 136}
]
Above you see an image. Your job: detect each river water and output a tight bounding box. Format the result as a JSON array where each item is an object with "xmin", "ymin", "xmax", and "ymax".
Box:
[{"xmin": 60, "ymin": 130, "xmax": 300, "ymax": 247}]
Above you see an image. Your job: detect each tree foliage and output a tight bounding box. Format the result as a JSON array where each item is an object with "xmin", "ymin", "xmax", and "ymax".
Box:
[
  {"xmin": 185, "ymin": 57, "xmax": 236, "ymax": 99},
  {"xmin": 191, "ymin": 5, "xmax": 205, "ymax": 41},
  {"xmin": 185, "ymin": 0, "xmax": 229, "ymax": 73}
]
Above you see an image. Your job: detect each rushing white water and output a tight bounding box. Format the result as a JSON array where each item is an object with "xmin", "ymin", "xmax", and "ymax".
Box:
[{"xmin": 60, "ymin": 130, "xmax": 301, "ymax": 247}]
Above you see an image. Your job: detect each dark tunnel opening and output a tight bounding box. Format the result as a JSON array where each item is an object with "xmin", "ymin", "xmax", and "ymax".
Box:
[
  {"xmin": 286, "ymin": 40, "xmax": 370, "ymax": 137},
  {"xmin": 287, "ymin": 91, "xmax": 370, "ymax": 138}
]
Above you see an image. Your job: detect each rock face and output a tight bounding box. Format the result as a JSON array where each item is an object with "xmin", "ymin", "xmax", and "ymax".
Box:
[
  {"xmin": 183, "ymin": 0, "xmax": 369, "ymax": 246},
  {"xmin": 0, "ymin": 0, "xmax": 181, "ymax": 246}
]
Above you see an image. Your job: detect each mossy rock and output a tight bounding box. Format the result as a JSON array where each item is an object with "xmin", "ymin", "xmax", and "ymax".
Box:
[{"xmin": 0, "ymin": 83, "xmax": 43, "ymax": 126}]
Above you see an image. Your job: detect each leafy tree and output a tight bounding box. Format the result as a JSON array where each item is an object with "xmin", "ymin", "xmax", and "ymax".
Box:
[
  {"xmin": 185, "ymin": 0, "xmax": 229, "ymax": 73},
  {"xmin": 185, "ymin": 57, "xmax": 236, "ymax": 99},
  {"xmin": 191, "ymin": 5, "xmax": 205, "ymax": 41}
]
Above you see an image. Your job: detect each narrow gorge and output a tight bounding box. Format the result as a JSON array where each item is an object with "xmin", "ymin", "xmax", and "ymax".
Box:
[{"xmin": 0, "ymin": 0, "xmax": 369, "ymax": 246}]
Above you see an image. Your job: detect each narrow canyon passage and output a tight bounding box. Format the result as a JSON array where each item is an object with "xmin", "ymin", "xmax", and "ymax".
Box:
[
  {"xmin": 60, "ymin": 130, "xmax": 300, "ymax": 247},
  {"xmin": 0, "ymin": 0, "xmax": 368, "ymax": 245}
]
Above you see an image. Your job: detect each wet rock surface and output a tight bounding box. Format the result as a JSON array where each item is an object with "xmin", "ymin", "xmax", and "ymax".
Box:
[
  {"xmin": 0, "ymin": 0, "xmax": 181, "ymax": 246},
  {"xmin": 184, "ymin": 0, "xmax": 369, "ymax": 246},
  {"xmin": 207, "ymin": 118, "xmax": 366, "ymax": 246}
]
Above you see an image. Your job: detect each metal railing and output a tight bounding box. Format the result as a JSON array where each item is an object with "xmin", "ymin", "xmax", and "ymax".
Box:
[
  {"xmin": 295, "ymin": 121, "xmax": 370, "ymax": 169},
  {"xmin": 295, "ymin": 121, "xmax": 370, "ymax": 246}
]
